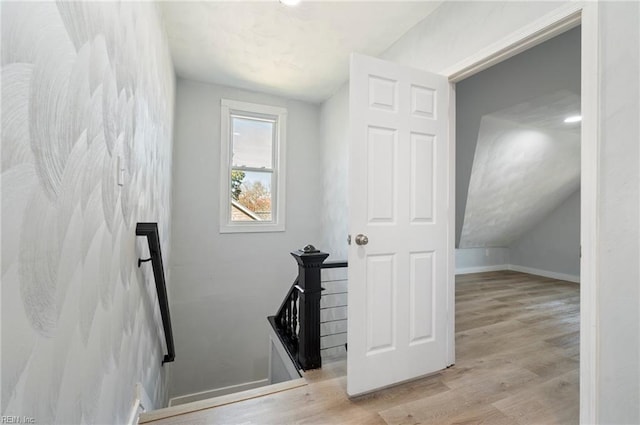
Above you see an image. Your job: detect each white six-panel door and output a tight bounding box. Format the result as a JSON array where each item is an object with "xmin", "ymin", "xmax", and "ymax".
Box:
[{"xmin": 347, "ymin": 53, "xmax": 452, "ymax": 396}]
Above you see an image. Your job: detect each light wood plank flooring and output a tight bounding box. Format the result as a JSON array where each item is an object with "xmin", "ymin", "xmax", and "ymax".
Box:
[{"xmin": 148, "ymin": 271, "xmax": 579, "ymax": 425}]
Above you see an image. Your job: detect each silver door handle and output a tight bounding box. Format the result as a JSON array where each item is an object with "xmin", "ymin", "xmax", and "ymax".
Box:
[{"xmin": 355, "ymin": 234, "xmax": 369, "ymax": 246}]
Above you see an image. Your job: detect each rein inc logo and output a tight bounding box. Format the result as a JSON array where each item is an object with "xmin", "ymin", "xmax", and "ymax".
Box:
[{"xmin": 1, "ymin": 417, "xmax": 35, "ymax": 424}]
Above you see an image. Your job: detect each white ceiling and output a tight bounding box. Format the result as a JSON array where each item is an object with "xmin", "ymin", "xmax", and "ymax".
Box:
[
  {"xmin": 459, "ymin": 91, "xmax": 581, "ymax": 248},
  {"xmin": 159, "ymin": 1, "xmax": 442, "ymax": 103}
]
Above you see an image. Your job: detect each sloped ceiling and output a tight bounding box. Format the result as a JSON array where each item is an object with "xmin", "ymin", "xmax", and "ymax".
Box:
[
  {"xmin": 459, "ymin": 91, "xmax": 581, "ymax": 248},
  {"xmin": 159, "ymin": 1, "xmax": 442, "ymax": 103}
]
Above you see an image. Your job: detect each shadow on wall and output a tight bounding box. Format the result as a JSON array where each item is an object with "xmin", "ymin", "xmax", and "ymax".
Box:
[{"xmin": 455, "ymin": 26, "xmax": 581, "ymax": 248}]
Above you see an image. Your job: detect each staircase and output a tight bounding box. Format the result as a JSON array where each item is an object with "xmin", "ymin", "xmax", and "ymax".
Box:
[
  {"xmin": 138, "ymin": 378, "xmax": 307, "ymax": 424},
  {"xmin": 269, "ymin": 245, "xmax": 348, "ymax": 371},
  {"xmin": 139, "ymin": 245, "xmax": 348, "ymax": 424}
]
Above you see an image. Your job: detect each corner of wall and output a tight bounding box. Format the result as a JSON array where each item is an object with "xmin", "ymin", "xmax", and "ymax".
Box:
[
  {"xmin": 455, "ymin": 247, "xmax": 510, "ymax": 274},
  {"xmin": 319, "ymin": 82, "xmax": 350, "ymax": 260}
]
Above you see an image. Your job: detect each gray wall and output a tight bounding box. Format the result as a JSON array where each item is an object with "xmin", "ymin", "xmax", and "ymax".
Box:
[
  {"xmin": 455, "ymin": 247, "xmax": 510, "ymax": 272},
  {"xmin": 169, "ymin": 78, "xmax": 322, "ymax": 399},
  {"xmin": 454, "ymin": 26, "xmax": 581, "ymax": 247},
  {"xmin": 510, "ymin": 189, "xmax": 581, "ymax": 279},
  {"xmin": 380, "ymin": 1, "xmax": 640, "ymax": 421},
  {"xmin": 456, "ymin": 189, "xmax": 581, "ymax": 279},
  {"xmin": 1, "ymin": 2, "xmax": 175, "ymax": 423}
]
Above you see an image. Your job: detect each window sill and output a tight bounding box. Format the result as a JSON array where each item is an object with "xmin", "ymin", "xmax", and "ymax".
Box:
[{"xmin": 220, "ymin": 222, "xmax": 285, "ymax": 234}]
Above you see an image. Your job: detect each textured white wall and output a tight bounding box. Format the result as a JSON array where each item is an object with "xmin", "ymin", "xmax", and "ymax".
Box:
[
  {"xmin": 319, "ymin": 83, "xmax": 349, "ymax": 260},
  {"xmin": 169, "ymin": 78, "xmax": 322, "ymax": 400},
  {"xmin": 379, "ymin": 0, "xmax": 640, "ymax": 420},
  {"xmin": 510, "ymin": 189, "xmax": 580, "ymax": 279},
  {"xmin": 460, "ymin": 115, "xmax": 580, "ymax": 248},
  {"xmin": 597, "ymin": 2, "xmax": 640, "ymax": 423},
  {"xmin": 1, "ymin": 2, "xmax": 175, "ymax": 423},
  {"xmin": 453, "ymin": 26, "xmax": 581, "ymax": 247}
]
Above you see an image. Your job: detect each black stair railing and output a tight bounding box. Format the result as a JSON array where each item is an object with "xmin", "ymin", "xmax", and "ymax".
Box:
[
  {"xmin": 136, "ymin": 222, "xmax": 175, "ymax": 364},
  {"xmin": 269, "ymin": 245, "xmax": 328, "ymax": 370},
  {"xmin": 274, "ymin": 279, "xmax": 300, "ymax": 349}
]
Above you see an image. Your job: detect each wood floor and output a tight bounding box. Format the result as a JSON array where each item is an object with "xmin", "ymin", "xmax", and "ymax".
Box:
[{"xmin": 147, "ymin": 271, "xmax": 580, "ymax": 425}]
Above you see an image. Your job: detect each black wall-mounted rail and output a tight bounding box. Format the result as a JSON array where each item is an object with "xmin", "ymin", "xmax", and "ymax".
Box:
[{"xmin": 136, "ymin": 222, "xmax": 175, "ymax": 364}]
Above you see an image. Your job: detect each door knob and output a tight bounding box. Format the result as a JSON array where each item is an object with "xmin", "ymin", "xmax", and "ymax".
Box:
[{"xmin": 355, "ymin": 234, "xmax": 369, "ymax": 246}]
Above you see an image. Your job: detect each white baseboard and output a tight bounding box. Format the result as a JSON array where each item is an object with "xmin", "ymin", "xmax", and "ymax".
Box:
[
  {"xmin": 127, "ymin": 383, "xmax": 144, "ymax": 425},
  {"xmin": 455, "ymin": 264, "xmax": 509, "ymax": 275},
  {"xmin": 169, "ymin": 378, "xmax": 270, "ymax": 407},
  {"xmin": 508, "ymin": 264, "xmax": 580, "ymax": 283},
  {"xmin": 127, "ymin": 396, "xmax": 141, "ymax": 425}
]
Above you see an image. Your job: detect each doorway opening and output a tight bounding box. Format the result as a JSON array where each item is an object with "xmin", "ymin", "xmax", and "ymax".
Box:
[
  {"xmin": 337, "ymin": 5, "xmax": 597, "ymax": 422},
  {"xmin": 453, "ymin": 25, "xmax": 581, "ymax": 422}
]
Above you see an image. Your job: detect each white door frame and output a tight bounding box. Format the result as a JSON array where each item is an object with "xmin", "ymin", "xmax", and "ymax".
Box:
[{"xmin": 440, "ymin": 3, "xmax": 598, "ymax": 424}]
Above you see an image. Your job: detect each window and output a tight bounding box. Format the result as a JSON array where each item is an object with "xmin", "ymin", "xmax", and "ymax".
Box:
[{"xmin": 220, "ymin": 99, "xmax": 287, "ymax": 233}]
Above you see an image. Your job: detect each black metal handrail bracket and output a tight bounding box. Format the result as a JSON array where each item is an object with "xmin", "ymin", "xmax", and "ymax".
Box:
[{"xmin": 136, "ymin": 222, "xmax": 175, "ymax": 364}]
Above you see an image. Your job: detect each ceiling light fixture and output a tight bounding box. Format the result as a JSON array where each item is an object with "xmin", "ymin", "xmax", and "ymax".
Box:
[
  {"xmin": 564, "ymin": 115, "xmax": 582, "ymax": 123},
  {"xmin": 279, "ymin": 0, "xmax": 301, "ymax": 6}
]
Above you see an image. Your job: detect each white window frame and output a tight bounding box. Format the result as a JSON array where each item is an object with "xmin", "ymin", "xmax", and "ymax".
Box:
[{"xmin": 219, "ymin": 99, "xmax": 287, "ymax": 233}]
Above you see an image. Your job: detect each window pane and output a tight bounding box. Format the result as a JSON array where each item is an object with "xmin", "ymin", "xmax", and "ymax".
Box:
[
  {"xmin": 232, "ymin": 116, "xmax": 273, "ymax": 168},
  {"xmin": 230, "ymin": 170, "xmax": 273, "ymax": 222}
]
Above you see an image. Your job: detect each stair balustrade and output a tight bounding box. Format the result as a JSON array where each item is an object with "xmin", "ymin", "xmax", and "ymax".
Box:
[{"xmin": 268, "ymin": 245, "xmax": 330, "ymax": 370}]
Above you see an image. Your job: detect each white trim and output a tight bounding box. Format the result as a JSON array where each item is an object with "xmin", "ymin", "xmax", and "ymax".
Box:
[
  {"xmin": 127, "ymin": 383, "xmax": 146, "ymax": 425},
  {"xmin": 219, "ymin": 99, "xmax": 287, "ymax": 233},
  {"xmin": 169, "ymin": 378, "xmax": 270, "ymax": 407},
  {"xmin": 508, "ymin": 264, "xmax": 580, "ymax": 284},
  {"xmin": 127, "ymin": 395, "xmax": 141, "ymax": 425},
  {"xmin": 456, "ymin": 265, "xmax": 509, "ymax": 275},
  {"xmin": 442, "ymin": 3, "xmax": 598, "ymax": 422},
  {"xmin": 138, "ymin": 382, "xmax": 154, "ymax": 414},
  {"xmin": 446, "ymin": 81, "xmax": 456, "ymax": 367},
  {"xmin": 579, "ymin": 3, "xmax": 600, "ymax": 423},
  {"xmin": 444, "ymin": 2, "xmax": 582, "ymax": 83}
]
